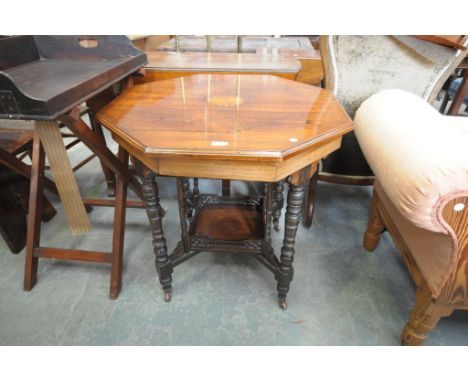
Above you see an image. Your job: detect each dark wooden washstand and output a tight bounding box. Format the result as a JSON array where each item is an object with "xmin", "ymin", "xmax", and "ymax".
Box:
[{"xmin": 0, "ymin": 36, "xmax": 148, "ymax": 298}]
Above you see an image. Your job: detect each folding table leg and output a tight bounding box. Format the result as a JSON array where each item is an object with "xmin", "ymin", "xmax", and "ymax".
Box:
[
  {"xmin": 60, "ymin": 108, "xmax": 143, "ymax": 200},
  {"xmin": 109, "ymin": 146, "xmax": 128, "ymax": 299},
  {"xmin": 89, "ymin": 116, "xmax": 116, "ymax": 197},
  {"xmin": 24, "ymin": 131, "xmax": 45, "ymax": 291}
]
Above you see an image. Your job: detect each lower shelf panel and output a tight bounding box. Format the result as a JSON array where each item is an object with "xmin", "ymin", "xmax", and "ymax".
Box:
[{"xmin": 188, "ymin": 197, "xmax": 265, "ymax": 253}]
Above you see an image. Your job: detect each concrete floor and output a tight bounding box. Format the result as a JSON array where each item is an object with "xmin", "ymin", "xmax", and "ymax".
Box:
[{"xmin": 1, "ymin": 130, "xmax": 467, "ymax": 346}]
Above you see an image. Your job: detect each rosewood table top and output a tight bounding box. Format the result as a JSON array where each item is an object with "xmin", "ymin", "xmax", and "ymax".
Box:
[{"xmin": 97, "ymin": 74, "xmax": 352, "ymax": 181}]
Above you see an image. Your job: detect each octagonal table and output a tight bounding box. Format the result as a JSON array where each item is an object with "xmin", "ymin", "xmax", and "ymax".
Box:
[{"xmin": 97, "ymin": 74, "xmax": 353, "ymax": 309}]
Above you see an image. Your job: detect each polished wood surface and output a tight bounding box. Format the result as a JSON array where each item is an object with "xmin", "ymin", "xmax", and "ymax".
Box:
[
  {"xmin": 145, "ymin": 51, "xmax": 301, "ymax": 73},
  {"xmin": 140, "ymin": 51, "xmax": 300, "ymax": 83},
  {"xmin": 255, "ymin": 48, "xmax": 323, "ymax": 85},
  {"xmin": 190, "ymin": 205, "xmax": 264, "ymax": 241},
  {"xmin": 141, "ymin": 37, "xmax": 321, "ymax": 85},
  {"xmin": 141, "ymin": 44, "xmax": 321, "ymax": 86},
  {"xmin": 97, "ymin": 74, "xmax": 352, "ymax": 167}
]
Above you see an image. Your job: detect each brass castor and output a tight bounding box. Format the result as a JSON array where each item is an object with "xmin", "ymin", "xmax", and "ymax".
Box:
[
  {"xmin": 278, "ymin": 298, "xmax": 287, "ymax": 310},
  {"xmin": 164, "ymin": 291, "xmax": 172, "ymax": 302},
  {"xmin": 273, "ymin": 222, "xmax": 280, "ymax": 232}
]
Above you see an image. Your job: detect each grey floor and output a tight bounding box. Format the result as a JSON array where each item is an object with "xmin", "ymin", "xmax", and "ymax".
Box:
[{"xmin": 1, "ymin": 126, "xmax": 468, "ymax": 346}]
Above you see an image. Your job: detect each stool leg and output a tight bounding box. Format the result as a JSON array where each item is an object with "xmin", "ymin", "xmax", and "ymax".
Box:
[
  {"xmin": 24, "ymin": 131, "xmax": 45, "ymax": 291},
  {"xmin": 109, "ymin": 146, "xmax": 128, "ymax": 299},
  {"xmin": 141, "ymin": 167, "xmax": 173, "ymax": 302}
]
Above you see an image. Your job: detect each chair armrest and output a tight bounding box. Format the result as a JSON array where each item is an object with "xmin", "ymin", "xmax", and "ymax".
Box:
[{"xmin": 355, "ymin": 89, "xmax": 468, "ymax": 233}]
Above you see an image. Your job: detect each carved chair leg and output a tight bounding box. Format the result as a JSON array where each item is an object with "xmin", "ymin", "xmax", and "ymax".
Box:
[
  {"xmin": 141, "ymin": 167, "xmax": 173, "ymax": 302},
  {"xmin": 272, "ymin": 181, "xmax": 284, "ymax": 232},
  {"xmin": 276, "ymin": 175, "xmax": 306, "ymax": 310},
  {"xmin": 304, "ymin": 169, "xmax": 319, "ymax": 228},
  {"xmin": 363, "ymin": 188, "xmax": 385, "ymax": 251},
  {"xmin": 401, "ymin": 287, "xmax": 452, "ymax": 346}
]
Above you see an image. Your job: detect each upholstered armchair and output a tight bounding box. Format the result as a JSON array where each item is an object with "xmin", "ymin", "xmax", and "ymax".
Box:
[
  {"xmin": 355, "ymin": 89, "xmax": 468, "ymax": 345},
  {"xmin": 302, "ymin": 35, "xmax": 467, "ymax": 228},
  {"xmin": 319, "ymin": 35, "xmax": 467, "ymax": 184}
]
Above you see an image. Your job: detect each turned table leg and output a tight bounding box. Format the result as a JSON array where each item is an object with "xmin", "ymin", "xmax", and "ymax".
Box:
[
  {"xmin": 272, "ymin": 181, "xmax": 284, "ymax": 232},
  {"xmin": 275, "ymin": 167, "xmax": 309, "ymax": 310},
  {"xmin": 141, "ymin": 167, "xmax": 173, "ymax": 302}
]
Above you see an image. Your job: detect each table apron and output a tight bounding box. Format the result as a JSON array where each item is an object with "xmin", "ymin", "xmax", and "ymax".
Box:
[{"xmin": 118, "ymin": 137, "xmax": 341, "ymax": 182}]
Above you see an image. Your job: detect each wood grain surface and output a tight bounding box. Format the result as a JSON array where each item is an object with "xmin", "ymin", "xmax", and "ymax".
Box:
[
  {"xmin": 145, "ymin": 51, "xmax": 301, "ymax": 73},
  {"xmin": 97, "ymin": 74, "xmax": 352, "ymax": 163}
]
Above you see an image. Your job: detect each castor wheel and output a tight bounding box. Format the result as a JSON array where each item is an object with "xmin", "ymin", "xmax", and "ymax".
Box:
[
  {"xmin": 164, "ymin": 291, "xmax": 172, "ymax": 302},
  {"xmin": 273, "ymin": 222, "xmax": 280, "ymax": 232},
  {"xmin": 278, "ymin": 298, "xmax": 287, "ymax": 310}
]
